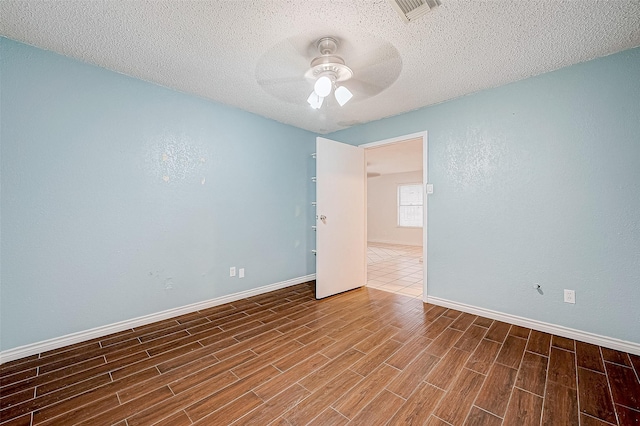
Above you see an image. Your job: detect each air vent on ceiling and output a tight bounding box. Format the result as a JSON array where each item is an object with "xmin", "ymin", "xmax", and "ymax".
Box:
[{"xmin": 388, "ymin": 0, "xmax": 441, "ymax": 23}]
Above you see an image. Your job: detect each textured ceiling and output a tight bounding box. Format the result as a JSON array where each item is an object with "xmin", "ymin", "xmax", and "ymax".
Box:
[{"xmin": 1, "ymin": 1, "xmax": 639, "ymax": 134}]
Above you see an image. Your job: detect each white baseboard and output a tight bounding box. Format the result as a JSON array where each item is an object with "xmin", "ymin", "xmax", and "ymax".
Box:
[
  {"xmin": 426, "ymin": 296, "xmax": 640, "ymax": 356},
  {"xmin": 0, "ymin": 274, "xmax": 316, "ymax": 364}
]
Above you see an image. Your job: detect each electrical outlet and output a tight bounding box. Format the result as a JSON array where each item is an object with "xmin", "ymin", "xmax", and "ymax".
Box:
[
  {"xmin": 230, "ymin": 267, "xmax": 236, "ymax": 277},
  {"xmin": 239, "ymin": 268, "xmax": 245, "ymax": 278},
  {"xmin": 563, "ymin": 289, "xmax": 575, "ymax": 304}
]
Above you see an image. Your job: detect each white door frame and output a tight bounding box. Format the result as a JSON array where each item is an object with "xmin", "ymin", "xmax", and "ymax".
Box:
[{"xmin": 358, "ymin": 131, "xmax": 428, "ymax": 302}]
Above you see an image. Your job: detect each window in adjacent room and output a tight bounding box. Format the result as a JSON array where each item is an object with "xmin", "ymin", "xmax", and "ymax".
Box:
[{"xmin": 397, "ymin": 183, "xmax": 423, "ymax": 227}]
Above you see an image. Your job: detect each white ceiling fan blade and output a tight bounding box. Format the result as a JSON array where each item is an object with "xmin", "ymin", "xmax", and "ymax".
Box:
[
  {"xmin": 255, "ymin": 35, "xmax": 317, "ymax": 104},
  {"xmin": 347, "ymin": 43, "xmax": 402, "ymax": 73},
  {"xmin": 256, "ymin": 78, "xmax": 313, "ymax": 103},
  {"xmin": 257, "ymin": 76, "xmax": 307, "ymax": 87},
  {"xmin": 342, "ymin": 40, "xmax": 402, "ymax": 101},
  {"xmin": 283, "ymin": 35, "xmax": 317, "ymax": 61},
  {"xmin": 346, "ymin": 78, "xmax": 385, "ymax": 97},
  {"xmin": 255, "ymin": 36, "xmax": 312, "ymax": 84}
]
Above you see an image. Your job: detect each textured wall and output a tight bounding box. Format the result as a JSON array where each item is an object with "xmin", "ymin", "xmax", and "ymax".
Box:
[
  {"xmin": 367, "ymin": 171, "xmax": 424, "ymax": 246},
  {"xmin": 331, "ymin": 48, "xmax": 640, "ymax": 344},
  {"xmin": 0, "ymin": 38, "xmax": 317, "ymax": 351}
]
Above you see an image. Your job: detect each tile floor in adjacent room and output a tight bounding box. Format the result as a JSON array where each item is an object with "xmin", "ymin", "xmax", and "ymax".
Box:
[{"xmin": 367, "ymin": 242, "xmax": 424, "ymax": 299}]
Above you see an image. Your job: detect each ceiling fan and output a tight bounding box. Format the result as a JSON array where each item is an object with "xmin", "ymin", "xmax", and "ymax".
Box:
[
  {"xmin": 255, "ymin": 33, "xmax": 402, "ymax": 109},
  {"xmin": 305, "ymin": 37, "xmax": 354, "ymax": 109}
]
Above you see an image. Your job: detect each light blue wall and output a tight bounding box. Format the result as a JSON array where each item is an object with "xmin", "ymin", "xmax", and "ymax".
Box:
[
  {"xmin": 2, "ymin": 36, "xmax": 638, "ymax": 352},
  {"xmin": 0, "ymin": 38, "xmax": 317, "ymax": 351},
  {"xmin": 331, "ymin": 48, "xmax": 640, "ymax": 344}
]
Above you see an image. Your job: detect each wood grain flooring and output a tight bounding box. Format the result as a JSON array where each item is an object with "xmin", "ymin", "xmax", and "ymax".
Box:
[{"xmin": 1, "ymin": 282, "xmax": 639, "ymax": 425}]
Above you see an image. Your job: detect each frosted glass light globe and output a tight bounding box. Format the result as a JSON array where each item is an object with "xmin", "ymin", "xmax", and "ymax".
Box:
[
  {"xmin": 314, "ymin": 76, "xmax": 332, "ymax": 98},
  {"xmin": 334, "ymin": 85, "xmax": 353, "ymax": 106},
  {"xmin": 307, "ymin": 91, "xmax": 324, "ymax": 109}
]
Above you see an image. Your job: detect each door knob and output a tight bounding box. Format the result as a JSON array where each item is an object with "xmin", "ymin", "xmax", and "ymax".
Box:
[{"xmin": 319, "ymin": 215, "xmax": 327, "ymax": 223}]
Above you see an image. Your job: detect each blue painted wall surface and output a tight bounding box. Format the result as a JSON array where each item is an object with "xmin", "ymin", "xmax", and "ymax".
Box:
[
  {"xmin": 332, "ymin": 48, "xmax": 640, "ymax": 344},
  {"xmin": 0, "ymin": 38, "xmax": 317, "ymax": 351}
]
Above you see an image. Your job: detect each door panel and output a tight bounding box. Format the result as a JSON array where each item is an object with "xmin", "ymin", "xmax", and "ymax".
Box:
[{"xmin": 315, "ymin": 137, "xmax": 366, "ymax": 299}]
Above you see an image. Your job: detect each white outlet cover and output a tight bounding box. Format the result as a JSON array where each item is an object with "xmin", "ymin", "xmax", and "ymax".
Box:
[
  {"xmin": 230, "ymin": 267, "xmax": 236, "ymax": 277},
  {"xmin": 239, "ymin": 268, "xmax": 245, "ymax": 278},
  {"xmin": 563, "ymin": 289, "xmax": 575, "ymax": 304}
]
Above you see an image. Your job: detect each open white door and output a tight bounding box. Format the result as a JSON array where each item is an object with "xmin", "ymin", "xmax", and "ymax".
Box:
[{"xmin": 315, "ymin": 137, "xmax": 366, "ymax": 299}]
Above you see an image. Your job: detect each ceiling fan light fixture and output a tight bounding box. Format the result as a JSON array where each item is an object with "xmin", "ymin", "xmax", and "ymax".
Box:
[
  {"xmin": 307, "ymin": 91, "xmax": 324, "ymax": 109},
  {"xmin": 314, "ymin": 75, "xmax": 332, "ymax": 98},
  {"xmin": 334, "ymin": 85, "xmax": 353, "ymax": 106},
  {"xmin": 305, "ymin": 37, "xmax": 358, "ymax": 109}
]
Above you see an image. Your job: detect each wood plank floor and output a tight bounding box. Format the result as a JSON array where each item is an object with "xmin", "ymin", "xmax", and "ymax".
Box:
[{"xmin": 1, "ymin": 282, "xmax": 639, "ymax": 425}]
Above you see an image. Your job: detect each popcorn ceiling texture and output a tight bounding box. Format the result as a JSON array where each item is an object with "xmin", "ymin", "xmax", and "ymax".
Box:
[{"xmin": 1, "ymin": 0, "xmax": 639, "ymax": 133}]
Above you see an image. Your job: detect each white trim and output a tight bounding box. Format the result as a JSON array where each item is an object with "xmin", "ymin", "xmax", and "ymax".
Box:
[
  {"xmin": 358, "ymin": 131, "xmax": 427, "ymax": 149},
  {"xmin": 422, "ymin": 132, "xmax": 428, "ymax": 304},
  {"xmin": 427, "ymin": 296, "xmax": 640, "ymax": 356},
  {"xmin": 359, "ymin": 131, "xmax": 428, "ymax": 301},
  {"xmin": 0, "ymin": 274, "xmax": 316, "ymax": 364}
]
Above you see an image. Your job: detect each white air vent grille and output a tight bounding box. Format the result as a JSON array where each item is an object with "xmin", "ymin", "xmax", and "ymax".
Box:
[{"xmin": 388, "ymin": 0, "xmax": 441, "ymax": 23}]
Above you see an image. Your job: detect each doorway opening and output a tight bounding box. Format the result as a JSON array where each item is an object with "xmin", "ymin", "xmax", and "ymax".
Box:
[{"xmin": 360, "ymin": 132, "xmax": 427, "ymax": 300}]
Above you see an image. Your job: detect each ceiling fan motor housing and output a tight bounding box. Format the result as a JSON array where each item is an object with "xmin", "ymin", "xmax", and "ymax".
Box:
[{"xmin": 305, "ymin": 37, "xmax": 353, "ymax": 82}]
